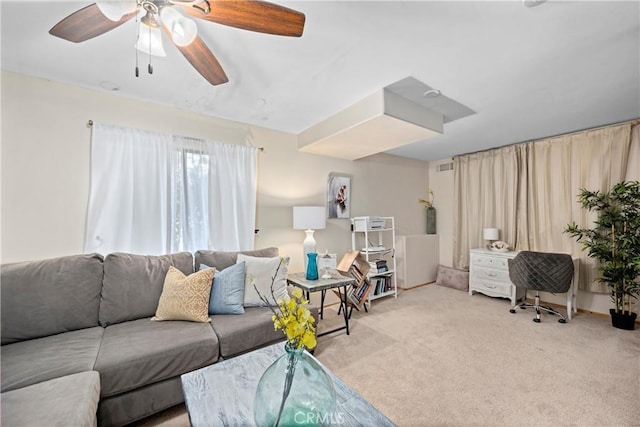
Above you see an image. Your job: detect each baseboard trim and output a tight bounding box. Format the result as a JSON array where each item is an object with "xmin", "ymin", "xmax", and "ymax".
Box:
[
  {"xmin": 398, "ymin": 281, "xmax": 436, "ymax": 290},
  {"xmin": 324, "ymin": 285, "xmax": 640, "ymax": 325},
  {"xmin": 535, "ymin": 298, "xmax": 640, "ymax": 325}
]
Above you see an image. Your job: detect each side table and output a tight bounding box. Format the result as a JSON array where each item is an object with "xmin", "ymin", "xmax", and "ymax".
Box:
[{"xmin": 287, "ymin": 271, "xmax": 355, "ymax": 336}]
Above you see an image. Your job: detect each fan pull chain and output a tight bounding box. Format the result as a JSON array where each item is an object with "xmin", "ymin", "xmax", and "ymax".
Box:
[
  {"xmin": 147, "ymin": 24, "xmax": 153, "ymax": 75},
  {"xmin": 135, "ymin": 8, "xmax": 140, "ymax": 78}
]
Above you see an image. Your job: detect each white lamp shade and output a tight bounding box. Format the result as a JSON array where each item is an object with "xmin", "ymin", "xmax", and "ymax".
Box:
[
  {"xmin": 96, "ymin": 0, "xmax": 137, "ymax": 21},
  {"xmin": 293, "ymin": 206, "xmax": 326, "ymax": 230},
  {"xmin": 135, "ymin": 23, "xmax": 166, "ymax": 57},
  {"xmin": 483, "ymin": 228, "xmax": 499, "ymax": 240},
  {"xmin": 161, "ymin": 7, "xmax": 198, "ymax": 46}
]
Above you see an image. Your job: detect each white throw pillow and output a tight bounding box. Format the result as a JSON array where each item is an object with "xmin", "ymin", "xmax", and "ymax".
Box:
[{"xmin": 237, "ymin": 254, "xmax": 289, "ymax": 307}]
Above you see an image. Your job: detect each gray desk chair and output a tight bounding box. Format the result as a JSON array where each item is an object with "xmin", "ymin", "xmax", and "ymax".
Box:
[{"xmin": 508, "ymin": 251, "xmax": 574, "ymax": 323}]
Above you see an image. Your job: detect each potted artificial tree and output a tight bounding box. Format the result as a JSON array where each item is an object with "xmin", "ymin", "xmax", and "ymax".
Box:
[{"xmin": 565, "ymin": 181, "xmax": 640, "ymax": 330}]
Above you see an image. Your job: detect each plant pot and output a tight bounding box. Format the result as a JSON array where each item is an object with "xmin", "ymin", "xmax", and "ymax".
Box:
[{"xmin": 609, "ymin": 309, "xmax": 637, "ymax": 330}]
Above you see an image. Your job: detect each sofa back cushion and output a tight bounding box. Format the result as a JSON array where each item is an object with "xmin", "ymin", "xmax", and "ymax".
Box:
[
  {"xmin": 194, "ymin": 247, "xmax": 279, "ymax": 271},
  {"xmin": 1, "ymin": 254, "xmax": 104, "ymax": 345},
  {"xmin": 99, "ymin": 252, "xmax": 193, "ymax": 326}
]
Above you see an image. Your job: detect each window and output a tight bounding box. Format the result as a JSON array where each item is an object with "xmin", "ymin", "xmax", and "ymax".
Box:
[{"xmin": 84, "ymin": 123, "xmax": 258, "ymax": 255}]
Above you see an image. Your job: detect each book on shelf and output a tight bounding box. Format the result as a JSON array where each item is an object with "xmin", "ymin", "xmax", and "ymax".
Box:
[
  {"xmin": 368, "ymin": 259, "xmax": 388, "ymax": 274},
  {"xmin": 368, "ymin": 259, "xmax": 387, "ymax": 267},
  {"xmin": 350, "ymin": 264, "xmax": 364, "ymax": 281}
]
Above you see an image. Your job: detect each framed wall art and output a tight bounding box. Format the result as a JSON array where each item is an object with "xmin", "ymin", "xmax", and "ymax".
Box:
[{"xmin": 327, "ymin": 173, "xmax": 351, "ymax": 219}]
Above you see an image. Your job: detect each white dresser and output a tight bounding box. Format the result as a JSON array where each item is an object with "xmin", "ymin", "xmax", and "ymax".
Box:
[
  {"xmin": 469, "ymin": 248, "xmax": 580, "ymax": 319},
  {"xmin": 469, "ymin": 248, "xmax": 525, "ymax": 306}
]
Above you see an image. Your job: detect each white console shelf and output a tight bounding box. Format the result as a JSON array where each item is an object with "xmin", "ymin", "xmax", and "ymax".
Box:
[
  {"xmin": 350, "ymin": 216, "xmax": 397, "ymax": 306},
  {"xmin": 395, "ymin": 234, "xmax": 439, "ymax": 289}
]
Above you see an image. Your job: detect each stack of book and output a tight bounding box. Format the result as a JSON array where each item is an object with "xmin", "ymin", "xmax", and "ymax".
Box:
[
  {"xmin": 368, "ymin": 259, "xmax": 388, "ymax": 274},
  {"xmin": 337, "ymin": 250, "xmax": 372, "ymax": 311},
  {"xmin": 348, "ymin": 279, "xmax": 370, "ymax": 307}
]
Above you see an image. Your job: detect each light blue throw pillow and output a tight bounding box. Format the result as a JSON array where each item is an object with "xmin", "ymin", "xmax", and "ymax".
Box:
[{"xmin": 202, "ymin": 262, "xmax": 246, "ymax": 315}]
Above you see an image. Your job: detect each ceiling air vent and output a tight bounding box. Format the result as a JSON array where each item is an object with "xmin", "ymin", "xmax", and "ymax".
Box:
[{"xmin": 438, "ymin": 162, "xmax": 454, "ymax": 172}]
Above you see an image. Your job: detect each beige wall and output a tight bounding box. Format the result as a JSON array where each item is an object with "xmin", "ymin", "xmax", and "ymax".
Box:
[
  {"xmin": 1, "ymin": 72, "xmax": 430, "ymax": 277},
  {"xmin": 3, "ymin": 71, "xmax": 635, "ymax": 316}
]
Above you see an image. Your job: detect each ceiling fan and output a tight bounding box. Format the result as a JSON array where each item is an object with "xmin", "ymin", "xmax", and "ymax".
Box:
[{"xmin": 49, "ymin": 0, "xmax": 306, "ymax": 86}]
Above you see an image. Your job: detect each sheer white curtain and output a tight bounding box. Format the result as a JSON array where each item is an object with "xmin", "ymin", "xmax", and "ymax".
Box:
[
  {"xmin": 84, "ymin": 124, "xmax": 172, "ymax": 255},
  {"xmin": 84, "ymin": 123, "xmax": 257, "ymax": 255}
]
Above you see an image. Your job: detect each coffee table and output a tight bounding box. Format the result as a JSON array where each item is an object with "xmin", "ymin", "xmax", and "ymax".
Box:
[
  {"xmin": 181, "ymin": 342, "xmax": 395, "ymax": 427},
  {"xmin": 286, "ymin": 271, "xmax": 355, "ymax": 336}
]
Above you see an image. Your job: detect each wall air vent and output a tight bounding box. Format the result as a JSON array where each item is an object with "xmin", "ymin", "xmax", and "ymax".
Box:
[{"xmin": 438, "ymin": 162, "xmax": 454, "ymax": 172}]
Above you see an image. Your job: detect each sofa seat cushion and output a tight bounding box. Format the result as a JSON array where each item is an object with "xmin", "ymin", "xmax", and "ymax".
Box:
[
  {"xmin": 1, "ymin": 326, "xmax": 104, "ymax": 392},
  {"xmin": 94, "ymin": 318, "xmax": 219, "ymax": 398},
  {"xmin": 210, "ymin": 307, "xmax": 285, "ymax": 358},
  {"xmin": 1, "ymin": 371, "xmax": 100, "ymax": 427}
]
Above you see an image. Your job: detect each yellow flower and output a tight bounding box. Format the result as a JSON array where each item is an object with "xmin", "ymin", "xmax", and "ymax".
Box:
[{"xmin": 254, "ymin": 259, "xmax": 317, "ymax": 350}]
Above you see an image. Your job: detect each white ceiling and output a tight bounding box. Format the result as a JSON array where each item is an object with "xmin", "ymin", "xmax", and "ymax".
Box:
[{"xmin": 2, "ymin": 1, "xmax": 639, "ymax": 161}]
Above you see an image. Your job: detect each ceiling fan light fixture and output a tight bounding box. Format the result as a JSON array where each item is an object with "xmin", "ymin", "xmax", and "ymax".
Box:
[
  {"xmin": 96, "ymin": 0, "xmax": 137, "ymax": 21},
  {"xmin": 161, "ymin": 7, "xmax": 198, "ymax": 46},
  {"xmin": 523, "ymin": 0, "xmax": 547, "ymax": 7},
  {"xmin": 135, "ymin": 22, "xmax": 166, "ymax": 57}
]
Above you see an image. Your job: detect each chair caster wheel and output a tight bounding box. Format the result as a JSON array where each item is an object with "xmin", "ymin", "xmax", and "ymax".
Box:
[
  {"xmin": 558, "ymin": 319, "xmax": 566, "ymax": 324},
  {"xmin": 509, "ymin": 309, "xmax": 516, "ymax": 313},
  {"xmin": 533, "ymin": 318, "xmax": 541, "ymax": 323}
]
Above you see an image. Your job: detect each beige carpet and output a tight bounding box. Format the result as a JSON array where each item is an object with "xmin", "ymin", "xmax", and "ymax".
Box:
[{"xmin": 136, "ymin": 284, "xmax": 640, "ymax": 426}]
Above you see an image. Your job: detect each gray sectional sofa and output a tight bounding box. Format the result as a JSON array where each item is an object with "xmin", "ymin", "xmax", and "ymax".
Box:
[{"xmin": 1, "ymin": 247, "xmax": 308, "ymax": 426}]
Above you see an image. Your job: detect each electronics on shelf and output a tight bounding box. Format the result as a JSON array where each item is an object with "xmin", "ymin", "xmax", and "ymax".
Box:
[{"xmin": 352, "ymin": 216, "xmax": 385, "ymax": 231}]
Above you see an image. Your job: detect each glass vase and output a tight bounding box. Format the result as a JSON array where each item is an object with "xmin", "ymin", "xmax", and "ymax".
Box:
[
  {"xmin": 254, "ymin": 343, "xmax": 336, "ymax": 427},
  {"xmin": 306, "ymin": 253, "xmax": 319, "ymax": 280}
]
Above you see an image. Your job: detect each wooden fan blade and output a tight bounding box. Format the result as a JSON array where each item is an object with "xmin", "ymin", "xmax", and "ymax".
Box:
[
  {"xmin": 166, "ymin": 31, "xmax": 229, "ymax": 86},
  {"xmin": 49, "ymin": 3, "xmax": 136, "ymax": 43},
  {"xmin": 181, "ymin": 0, "xmax": 305, "ymax": 37}
]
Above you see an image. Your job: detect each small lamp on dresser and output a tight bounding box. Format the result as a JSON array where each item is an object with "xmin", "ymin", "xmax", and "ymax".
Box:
[{"xmin": 483, "ymin": 228, "xmax": 499, "ymax": 249}]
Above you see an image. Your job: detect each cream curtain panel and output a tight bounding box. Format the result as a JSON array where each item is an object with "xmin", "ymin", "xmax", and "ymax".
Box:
[
  {"xmin": 453, "ymin": 145, "xmax": 523, "ymax": 269},
  {"xmin": 453, "ymin": 121, "xmax": 637, "ymax": 292}
]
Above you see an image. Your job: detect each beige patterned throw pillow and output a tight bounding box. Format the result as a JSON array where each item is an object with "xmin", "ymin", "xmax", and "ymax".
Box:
[{"xmin": 151, "ymin": 266, "xmax": 215, "ymax": 322}]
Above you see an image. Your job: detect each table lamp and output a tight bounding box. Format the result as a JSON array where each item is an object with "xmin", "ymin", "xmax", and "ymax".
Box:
[
  {"xmin": 293, "ymin": 206, "xmax": 326, "ymax": 268},
  {"xmin": 483, "ymin": 228, "xmax": 499, "ymax": 249}
]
